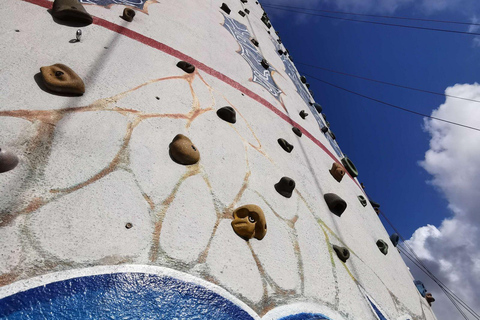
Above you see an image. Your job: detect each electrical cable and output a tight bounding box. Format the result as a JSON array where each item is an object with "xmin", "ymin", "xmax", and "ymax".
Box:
[
  {"xmin": 296, "ymin": 61, "xmax": 480, "ymax": 104},
  {"xmin": 302, "ymin": 72, "xmax": 480, "ymax": 132},
  {"xmin": 262, "ymin": 5, "xmax": 480, "ymax": 37}
]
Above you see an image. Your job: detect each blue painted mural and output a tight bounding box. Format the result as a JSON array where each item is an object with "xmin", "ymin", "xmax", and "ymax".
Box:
[
  {"xmin": 79, "ymin": 0, "xmax": 149, "ymax": 10},
  {"xmin": 278, "ymin": 313, "xmax": 331, "ymax": 320}
]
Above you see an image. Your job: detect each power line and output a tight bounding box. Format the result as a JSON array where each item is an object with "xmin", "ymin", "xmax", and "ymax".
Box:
[
  {"xmin": 262, "ymin": 3, "xmax": 480, "ymax": 27},
  {"xmin": 302, "ymin": 73, "xmax": 480, "ymax": 132},
  {"xmin": 262, "ymin": 5, "xmax": 480, "ymax": 37},
  {"xmin": 296, "ymin": 61, "xmax": 480, "ymax": 104}
]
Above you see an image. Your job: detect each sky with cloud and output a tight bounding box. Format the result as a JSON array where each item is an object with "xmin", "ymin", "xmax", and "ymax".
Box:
[{"xmin": 264, "ymin": 0, "xmax": 480, "ymax": 319}]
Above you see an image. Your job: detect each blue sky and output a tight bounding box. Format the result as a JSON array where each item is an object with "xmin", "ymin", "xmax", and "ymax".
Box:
[{"xmin": 264, "ymin": 1, "xmax": 480, "ymax": 319}]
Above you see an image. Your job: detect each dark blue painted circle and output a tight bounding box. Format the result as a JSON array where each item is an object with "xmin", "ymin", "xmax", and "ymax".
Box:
[{"xmin": 278, "ymin": 313, "xmax": 330, "ymax": 320}]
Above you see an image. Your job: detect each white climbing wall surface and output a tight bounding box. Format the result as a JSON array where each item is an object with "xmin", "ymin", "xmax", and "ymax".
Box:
[{"xmin": 0, "ymin": 0, "xmax": 437, "ymax": 319}]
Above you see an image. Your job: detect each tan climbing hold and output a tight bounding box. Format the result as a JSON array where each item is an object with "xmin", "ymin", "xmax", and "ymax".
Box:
[
  {"xmin": 231, "ymin": 204, "xmax": 267, "ymax": 240},
  {"xmin": 169, "ymin": 134, "xmax": 200, "ymax": 165},
  {"xmin": 40, "ymin": 64, "xmax": 85, "ymax": 95},
  {"xmin": 329, "ymin": 162, "xmax": 345, "ymax": 182}
]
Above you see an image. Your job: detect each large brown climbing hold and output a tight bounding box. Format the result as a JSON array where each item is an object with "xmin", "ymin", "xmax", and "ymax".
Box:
[
  {"xmin": 299, "ymin": 110, "xmax": 308, "ymax": 119},
  {"xmin": 277, "ymin": 138, "xmax": 293, "ymax": 153},
  {"xmin": 324, "ymin": 193, "xmax": 347, "ymax": 217},
  {"xmin": 329, "ymin": 162, "xmax": 345, "ymax": 182},
  {"xmin": 332, "ymin": 245, "xmax": 350, "ymax": 263},
  {"xmin": 122, "ymin": 8, "xmax": 135, "ymax": 22},
  {"xmin": 216, "ymin": 106, "xmax": 236, "ymax": 124},
  {"xmin": 51, "ymin": 0, "xmax": 93, "ymax": 25},
  {"xmin": 274, "ymin": 177, "xmax": 295, "ymax": 198},
  {"xmin": 292, "ymin": 127, "xmax": 302, "ymax": 137},
  {"xmin": 426, "ymin": 293, "xmax": 435, "ymax": 306},
  {"xmin": 176, "ymin": 61, "xmax": 195, "ymax": 74},
  {"xmin": 0, "ymin": 148, "xmax": 19, "ymax": 173},
  {"xmin": 231, "ymin": 204, "xmax": 267, "ymax": 240},
  {"xmin": 169, "ymin": 134, "xmax": 200, "ymax": 165},
  {"xmin": 40, "ymin": 64, "xmax": 85, "ymax": 95}
]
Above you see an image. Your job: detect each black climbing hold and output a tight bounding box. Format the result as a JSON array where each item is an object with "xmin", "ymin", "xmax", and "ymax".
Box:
[
  {"xmin": 176, "ymin": 61, "xmax": 195, "ymax": 74},
  {"xmin": 312, "ymin": 103, "xmax": 322, "ymax": 113},
  {"xmin": 299, "ymin": 110, "xmax": 308, "ymax": 119},
  {"xmin": 220, "ymin": 3, "xmax": 231, "ymax": 14},
  {"xmin": 267, "ymin": 31, "xmax": 271, "ymax": 34},
  {"xmin": 321, "ymin": 126, "xmax": 329, "ymax": 133},
  {"xmin": 329, "ymin": 131, "xmax": 336, "ymax": 140},
  {"xmin": 261, "ymin": 58, "xmax": 269, "ymax": 69},
  {"xmin": 15, "ymin": 29, "xmax": 20, "ymax": 32},
  {"xmin": 305, "ymin": 83, "xmax": 310, "ymax": 88},
  {"xmin": 324, "ymin": 193, "xmax": 347, "ymax": 217},
  {"xmin": 333, "ymin": 245, "xmax": 350, "ymax": 263},
  {"xmin": 292, "ymin": 127, "xmax": 302, "ymax": 137},
  {"xmin": 274, "ymin": 177, "xmax": 296, "ymax": 198},
  {"xmin": 239, "ymin": 10, "xmax": 246, "ymax": 17},
  {"xmin": 122, "ymin": 7, "xmax": 136, "ymax": 22},
  {"xmin": 275, "ymin": 31, "xmax": 280, "ymax": 35},
  {"xmin": 370, "ymin": 200, "xmax": 380, "ymax": 208},
  {"xmin": 51, "ymin": 0, "xmax": 93, "ymax": 25},
  {"xmin": 261, "ymin": 13, "xmax": 271, "ymax": 28},
  {"xmin": 277, "ymin": 49, "xmax": 283, "ymax": 55},
  {"xmin": 125, "ymin": 223, "xmax": 133, "ymax": 229},
  {"xmin": 358, "ymin": 195, "xmax": 367, "ymax": 207},
  {"xmin": 156, "ymin": 96, "xmax": 160, "ymax": 100},
  {"xmin": 241, "ymin": 0, "xmax": 248, "ymax": 3},
  {"xmin": 277, "ymin": 38, "xmax": 282, "ymax": 44},
  {"xmin": 325, "ymin": 121, "xmax": 330, "ymax": 127},
  {"xmin": 244, "ymin": 8, "xmax": 250, "ymax": 14},
  {"xmin": 277, "ymin": 138, "xmax": 294, "ymax": 153},
  {"xmin": 251, "ymin": 38, "xmax": 259, "ymax": 47},
  {"xmin": 376, "ymin": 239, "xmax": 388, "ymax": 255},
  {"xmin": 216, "ymin": 106, "xmax": 236, "ymax": 124},
  {"xmin": 322, "ymin": 113, "xmax": 327, "ymax": 121},
  {"xmin": 341, "ymin": 156, "xmax": 358, "ymax": 178},
  {"xmin": 0, "ymin": 148, "xmax": 19, "ymax": 173},
  {"xmin": 289, "ymin": 55, "xmax": 294, "ymax": 62},
  {"xmin": 390, "ymin": 233, "xmax": 399, "ymax": 247},
  {"xmin": 300, "ymin": 76, "xmax": 306, "ymax": 83}
]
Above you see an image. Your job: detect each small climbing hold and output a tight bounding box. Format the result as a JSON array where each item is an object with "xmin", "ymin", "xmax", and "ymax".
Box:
[
  {"xmin": 358, "ymin": 195, "xmax": 367, "ymax": 207},
  {"xmin": 231, "ymin": 204, "xmax": 267, "ymax": 240},
  {"xmin": 239, "ymin": 10, "xmax": 246, "ymax": 17},
  {"xmin": 325, "ymin": 121, "xmax": 330, "ymax": 127},
  {"xmin": 122, "ymin": 8, "xmax": 136, "ymax": 22},
  {"xmin": 305, "ymin": 83, "xmax": 310, "ymax": 88},
  {"xmin": 341, "ymin": 156, "xmax": 358, "ymax": 178},
  {"xmin": 277, "ymin": 38, "xmax": 282, "ymax": 44},
  {"xmin": 299, "ymin": 110, "xmax": 308, "ymax": 119},
  {"xmin": 332, "ymin": 245, "xmax": 350, "ymax": 263},
  {"xmin": 169, "ymin": 134, "xmax": 200, "ymax": 165},
  {"xmin": 241, "ymin": 0, "xmax": 248, "ymax": 3},
  {"xmin": 277, "ymin": 138, "xmax": 294, "ymax": 153},
  {"xmin": 125, "ymin": 223, "xmax": 133, "ymax": 229},
  {"xmin": 155, "ymin": 96, "xmax": 160, "ymax": 100},
  {"xmin": 312, "ymin": 103, "xmax": 322, "ymax": 113},
  {"xmin": 370, "ymin": 200, "xmax": 380, "ymax": 208},
  {"xmin": 76, "ymin": 29, "xmax": 82, "ymax": 42},
  {"xmin": 0, "ymin": 148, "xmax": 19, "ymax": 173},
  {"xmin": 244, "ymin": 8, "xmax": 250, "ymax": 14},
  {"xmin": 220, "ymin": 3, "xmax": 231, "ymax": 14},
  {"xmin": 324, "ymin": 193, "xmax": 347, "ymax": 217},
  {"xmin": 322, "ymin": 113, "xmax": 327, "ymax": 121},
  {"xmin": 361, "ymin": 182, "xmax": 365, "ymax": 189},
  {"xmin": 176, "ymin": 61, "xmax": 195, "ymax": 74},
  {"xmin": 390, "ymin": 233, "xmax": 399, "ymax": 247},
  {"xmin": 292, "ymin": 127, "xmax": 302, "ymax": 137},
  {"xmin": 300, "ymin": 76, "xmax": 306, "ymax": 83},
  {"xmin": 40, "ymin": 63, "xmax": 85, "ymax": 95},
  {"xmin": 376, "ymin": 239, "xmax": 389, "ymax": 255},
  {"xmin": 51, "ymin": 0, "xmax": 93, "ymax": 25},
  {"xmin": 274, "ymin": 177, "xmax": 295, "ymax": 198},
  {"xmin": 374, "ymin": 207, "xmax": 380, "ymax": 215},
  {"xmin": 15, "ymin": 29, "xmax": 20, "ymax": 32},
  {"xmin": 289, "ymin": 55, "xmax": 294, "ymax": 62},
  {"xmin": 216, "ymin": 106, "xmax": 236, "ymax": 124},
  {"xmin": 261, "ymin": 58, "xmax": 269, "ymax": 69},
  {"xmin": 329, "ymin": 162, "xmax": 345, "ymax": 182},
  {"xmin": 321, "ymin": 126, "xmax": 329, "ymax": 133},
  {"xmin": 251, "ymin": 38, "xmax": 259, "ymax": 47},
  {"xmin": 329, "ymin": 131, "xmax": 336, "ymax": 140},
  {"xmin": 277, "ymin": 49, "xmax": 284, "ymax": 55},
  {"xmin": 426, "ymin": 293, "xmax": 435, "ymax": 306}
]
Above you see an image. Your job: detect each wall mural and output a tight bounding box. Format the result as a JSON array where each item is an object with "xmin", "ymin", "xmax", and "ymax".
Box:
[{"xmin": 79, "ymin": 0, "xmax": 155, "ymax": 11}]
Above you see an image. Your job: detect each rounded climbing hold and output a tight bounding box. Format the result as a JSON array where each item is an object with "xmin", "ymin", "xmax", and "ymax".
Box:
[
  {"xmin": 370, "ymin": 200, "xmax": 380, "ymax": 208},
  {"xmin": 376, "ymin": 239, "xmax": 389, "ymax": 255},
  {"xmin": 299, "ymin": 110, "xmax": 308, "ymax": 119},
  {"xmin": 251, "ymin": 38, "xmax": 259, "ymax": 47},
  {"xmin": 122, "ymin": 8, "xmax": 136, "ymax": 22},
  {"xmin": 332, "ymin": 245, "xmax": 350, "ymax": 263},
  {"xmin": 176, "ymin": 61, "xmax": 195, "ymax": 74},
  {"xmin": 231, "ymin": 204, "xmax": 267, "ymax": 240},
  {"xmin": 0, "ymin": 148, "xmax": 19, "ymax": 173},
  {"xmin": 274, "ymin": 176, "xmax": 295, "ymax": 198},
  {"xmin": 300, "ymin": 76, "xmax": 306, "ymax": 83},
  {"xmin": 324, "ymin": 193, "xmax": 347, "ymax": 217},
  {"xmin": 51, "ymin": 0, "xmax": 93, "ymax": 25},
  {"xmin": 328, "ymin": 130, "xmax": 336, "ymax": 140},
  {"xmin": 341, "ymin": 156, "xmax": 358, "ymax": 178},
  {"xmin": 277, "ymin": 49, "xmax": 284, "ymax": 55},
  {"xmin": 169, "ymin": 134, "xmax": 200, "ymax": 165},
  {"xmin": 390, "ymin": 233, "xmax": 399, "ymax": 247},
  {"xmin": 358, "ymin": 195, "xmax": 367, "ymax": 207},
  {"xmin": 321, "ymin": 126, "xmax": 329, "ymax": 134},
  {"xmin": 244, "ymin": 8, "xmax": 250, "ymax": 14},
  {"xmin": 76, "ymin": 29, "xmax": 82, "ymax": 42},
  {"xmin": 426, "ymin": 293, "xmax": 435, "ymax": 306},
  {"xmin": 277, "ymin": 138, "xmax": 294, "ymax": 153},
  {"xmin": 312, "ymin": 103, "xmax": 322, "ymax": 113},
  {"xmin": 220, "ymin": 3, "xmax": 231, "ymax": 14},
  {"xmin": 329, "ymin": 162, "xmax": 345, "ymax": 182},
  {"xmin": 238, "ymin": 10, "xmax": 246, "ymax": 17},
  {"xmin": 216, "ymin": 106, "xmax": 236, "ymax": 124},
  {"xmin": 261, "ymin": 58, "xmax": 269, "ymax": 69},
  {"xmin": 40, "ymin": 64, "xmax": 85, "ymax": 95},
  {"xmin": 292, "ymin": 127, "xmax": 302, "ymax": 137},
  {"xmin": 305, "ymin": 83, "xmax": 310, "ymax": 88}
]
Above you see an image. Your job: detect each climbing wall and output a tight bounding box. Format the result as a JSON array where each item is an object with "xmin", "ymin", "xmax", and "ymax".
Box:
[{"xmin": 0, "ymin": 0, "xmax": 437, "ymax": 319}]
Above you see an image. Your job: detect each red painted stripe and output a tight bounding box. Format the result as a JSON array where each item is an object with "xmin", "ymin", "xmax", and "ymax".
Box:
[{"xmin": 22, "ymin": 0, "xmax": 364, "ymax": 191}]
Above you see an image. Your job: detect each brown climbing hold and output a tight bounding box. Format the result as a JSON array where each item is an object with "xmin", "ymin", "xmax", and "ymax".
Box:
[
  {"xmin": 169, "ymin": 134, "xmax": 200, "ymax": 165},
  {"xmin": 426, "ymin": 293, "xmax": 435, "ymax": 306},
  {"xmin": 329, "ymin": 162, "xmax": 345, "ymax": 182},
  {"xmin": 0, "ymin": 148, "xmax": 19, "ymax": 173},
  {"xmin": 122, "ymin": 8, "xmax": 136, "ymax": 22},
  {"xmin": 216, "ymin": 106, "xmax": 236, "ymax": 124},
  {"xmin": 299, "ymin": 110, "xmax": 308, "ymax": 119},
  {"xmin": 231, "ymin": 204, "xmax": 267, "ymax": 240},
  {"xmin": 277, "ymin": 138, "xmax": 293, "ymax": 153},
  {"xmin": 176, "ymin": 61, "xmax": 195, "ymax": 74},
  {"xmin": 332, "ymin": 244, "xmax": 350, "ymax": 263},
  {"xmin": 292, "ymin": 127, "xmax": 302, "ymax": 137},
  {"xmin": 324, "ymin": 193, "xmax": 347, "ymax": 217},
  {"xmin": 274, "ymin": 177, "xmax": 295, "ymax": 198},
  {"xmin": 51, "ymin": 0, "xmax": 93, "ymax": 25},
  {"xmin": 40, "ymin": 64, "xmax": 85, "ymax": 95}
]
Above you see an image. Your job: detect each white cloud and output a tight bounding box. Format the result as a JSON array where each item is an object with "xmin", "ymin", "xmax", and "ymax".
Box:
[{"xmin": 405, "ymin": 83, "xmax": 480, "ymax": 320}]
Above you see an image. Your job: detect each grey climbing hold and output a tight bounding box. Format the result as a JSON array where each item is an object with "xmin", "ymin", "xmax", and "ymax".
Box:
[
  {"xmin": 376, "ymin": 239, "xmax": 389, "ymax": 255},
  {"xmin": 390, "ymin": 233, "xmax": 399, "ymax": 247},
  {"xmin": 122, "ymin": 8, "xmax": 136, "ymax": 22},
  {"xmin": 274, "ymin": 177, "xmax": 295, "ymax": 198},
  {"xmin": 324, "ymin": 193, "xmax": 347, "ymax": 217},
  {"xmin": 0, "ymin": 148, "xmax": 19, "ymax": 173},
  {"xmin": 358, "ymin": 195, "xmax": 367, "ymax": 207},
  {"xmin": 292, "ymin": 127, "xmax": 302, "ymax": 137},
  {"xmin": 261, "ymin": 58, "xmax": 269, "ymax": 69},
  {"xmin": 216, "ymin": 106, "xmax": 236, "ymax": 124},
  {"xmin": 333, "ymin": 245, "xmax": 350, "ymax": 263},
  {"xmin": 220, "ymin": 3, "xmax": 231, "ymax": 14},
  {"xmin": 51, "ymin": 0, "xmax": 93, "ymax": 25},
  {"xmin": 176, "ymin": 61, "xmax": 195, "ymax": 74},
  {"xmin": 278, "ymin": 138, "xmax": 294, "ymax": 153},
  {"xmin": 299, "ymin": 110, "xmax": 308, "ymax": 119}
]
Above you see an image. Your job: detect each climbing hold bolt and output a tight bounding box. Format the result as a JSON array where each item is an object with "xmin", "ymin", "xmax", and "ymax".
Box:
[
  {"xmin": 324, "ymin": 193, "xmax": 347, "ymax": 217},
  {"xmin": 231, "ymin": 204, "xmax": 267, "ymax": 240},
  {"xmin": 329, "ymin": 162, "xmax": 345, "ymax": 182},
  {"xmin": 40, "ymin": 63, "xmax": 85, "ymax": 95},
  {"xmin": 277, "ymin": 138, "xmax": 294, "ymax": 153},
  {"xmin": 176, "ymin": 61, "xmax": 195, "ymax": 74},
  {"xmin": 76, "ymin": 29, "xmax": 82, "ymax": 42},
  {"xmin": 216, "ymin": 106, "xmax": 236, "ymax": 124},
  {"xmin": 169, "ymin": 134, "xmax": 200, "ymax": 165},
  {"xmin": 274, "ymin": 177, "xmax": 295, "ymax": 198},
  {"xmin": 0, "ymin": 148, "xmax": 19, "ymax": 173},
  {"xmin": 333, "ymin": 245, "xmax": 350, "ymax": 263}
]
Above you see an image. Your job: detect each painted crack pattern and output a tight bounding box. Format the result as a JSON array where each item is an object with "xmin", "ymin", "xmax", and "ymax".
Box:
[{"xmin": 0, "ymin": 68, "xmax": 425, "ymax": 319}]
